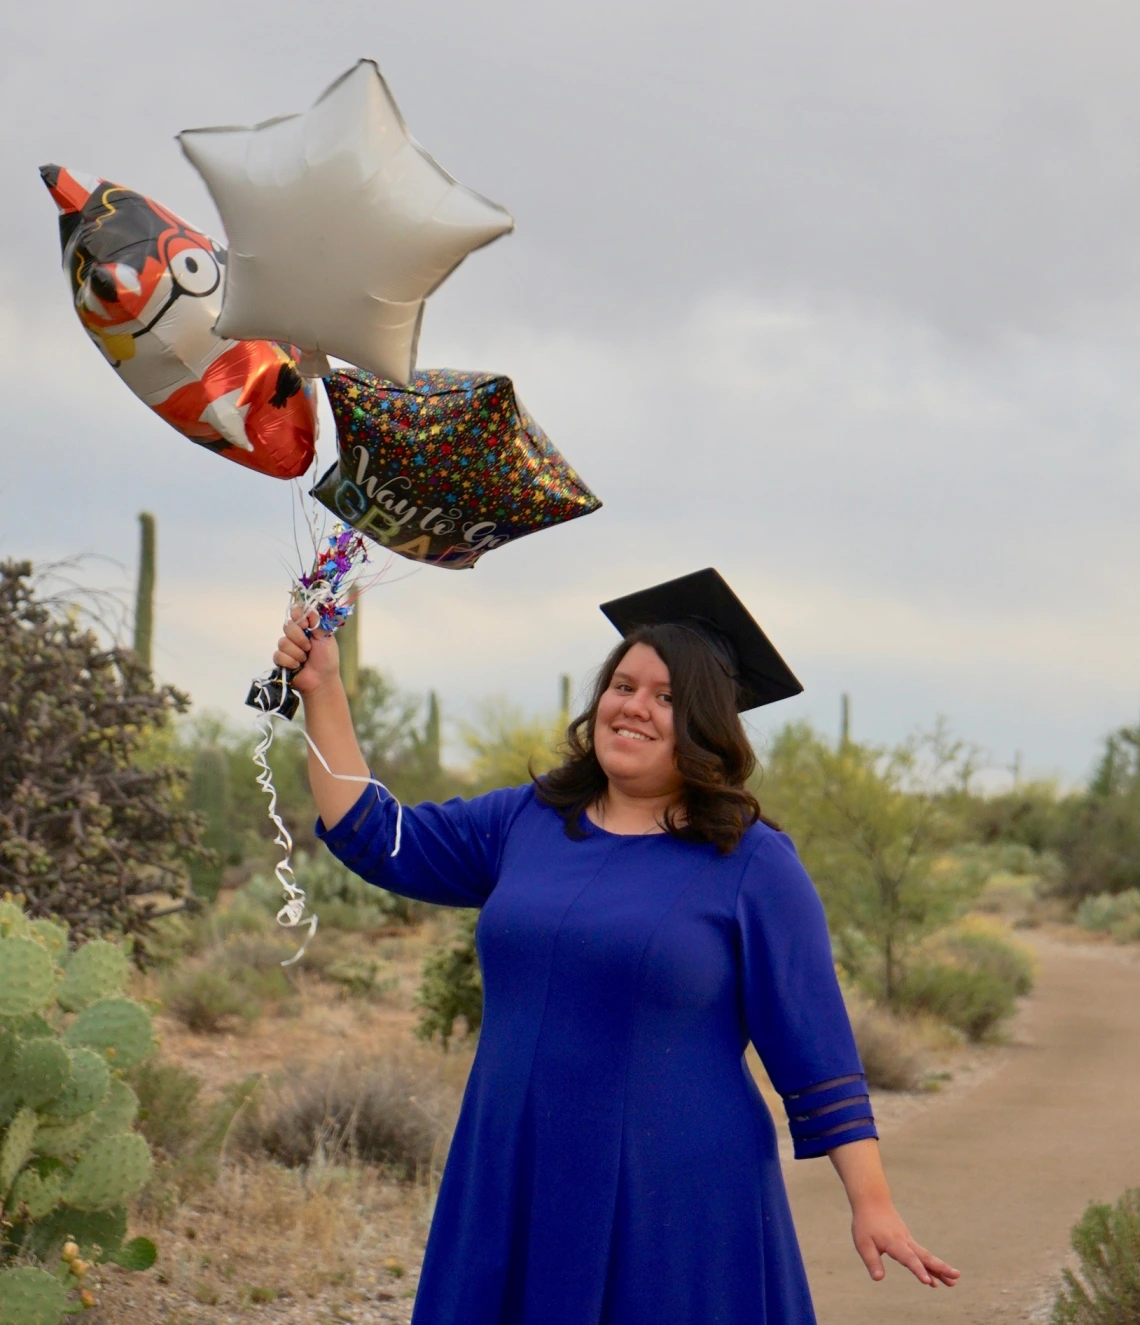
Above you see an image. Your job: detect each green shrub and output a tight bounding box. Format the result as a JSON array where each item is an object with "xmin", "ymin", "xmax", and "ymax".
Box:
[
  {"xmin": 936, "ymin": 918, "xmax": 1036, "ymax": 996},
  {"xmin": 243, "ymin": 850, "xmax": 426, "ymax": 933},
  {"xmin": 1052, "ymin": 1187, "xmax": 1140, "ymax": 1324},
  {"xmin": 895, "ymin": 962, "xmax": 1016, "ymax": 1041},
  {"xmin": 415, "ymin": 911, "xmax": 482, "ymax": 1050},
  {"xmin": 129, "ymin": 1059, "xmax": 203, "ymax": 1157},
  {"xmin": 159, "ymin": 934, "xmax": 299, "ymax": 1033},
  {"xmin": 160, "ymin": 968, "xmax": 252, "ymax": 1033},
  {"xmin": 1077, "ymin": 890, "xmax": 1140, "ymax": 943},
  {"xmin": 0, "ymin": 904, "xmax": 157, "ymax": 1320},
  {"xmin": 210, "ymin": 937, "xmax": 297, "ymax": 1003}
]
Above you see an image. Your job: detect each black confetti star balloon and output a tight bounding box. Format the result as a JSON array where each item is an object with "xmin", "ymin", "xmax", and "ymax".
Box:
[{"xmin": 312, "ymin": 369, "xmax": 602, "ymax": 568}]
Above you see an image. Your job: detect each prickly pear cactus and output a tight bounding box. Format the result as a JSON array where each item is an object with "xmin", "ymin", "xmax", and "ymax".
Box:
[
  {"xmin": 65, "ymin": 999, "xmax": 153, "ymax": 1070},
  {"xmin": 55, "ymin": 941, "xmax": 128, "ymax": 1014},
  {"xmin": 64, "ymin": 1133, "xmax": 152, "ymax": 1213},
  {"xmin": 0, "ymin": 1265, "xmax": 68, "ymax": 1325},
  {"xmin": 0, "ymin": 899, "xmax": 158, "ymax": 1322},
  {"xmin": 0, "ymin": 938, "xmax": 54, "ymax": 1018},
  {"xmin": 38, "ymin": 1048, "xmax": 108, "ymax": 1121},
  {"xmin": 14, "ymin": 1041, "xmax": 71, "ymax": 1111}
]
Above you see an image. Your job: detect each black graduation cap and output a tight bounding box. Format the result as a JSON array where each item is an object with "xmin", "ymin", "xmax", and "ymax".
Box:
[{"xmin": 599, "ymin": 568, "xmax": 803, "ymax": 712}]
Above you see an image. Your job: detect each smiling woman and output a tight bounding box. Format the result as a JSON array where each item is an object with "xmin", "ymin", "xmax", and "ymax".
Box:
[
  {"xmin": 271, "ymin": 567, "xmax": 959, "ymax": 1325},
  {"xmin": 537, "ymin": 629, "xmax": 773, "ymax": 847}
]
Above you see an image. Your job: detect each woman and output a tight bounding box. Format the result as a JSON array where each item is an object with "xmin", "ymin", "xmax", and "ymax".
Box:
[{"xmin": 274, "ymin": 568, "xmax": 958, "ymax": 1325}]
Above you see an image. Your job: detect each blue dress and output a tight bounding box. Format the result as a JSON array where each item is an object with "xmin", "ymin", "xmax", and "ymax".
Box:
[{"xmin": 317, "ymin": 782, "xmax": 877, "ymax": 1325}]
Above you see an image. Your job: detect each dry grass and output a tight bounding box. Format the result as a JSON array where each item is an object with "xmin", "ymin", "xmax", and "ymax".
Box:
[
  {"xmin": 233, "ymin": 1050, "xmax": 458, "ymax": 1179},
  {"xmin": 88, "ymin": 1158, "xmax": 432, "ymax": 1323},
  {"xmin": 846, "ymin": 995, "xmax": 927, "ymax": 1092},
  {"xmin": 89, "ymin": 924, "xmax": 461, "ymax": 1323}
]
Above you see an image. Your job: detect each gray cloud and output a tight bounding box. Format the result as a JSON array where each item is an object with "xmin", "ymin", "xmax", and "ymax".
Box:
[{"xmin": 3, "ymin": 0, "xmax": 1140, "ymax": 783}]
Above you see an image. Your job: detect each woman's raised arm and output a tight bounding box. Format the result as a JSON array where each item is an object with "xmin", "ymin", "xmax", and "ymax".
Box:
[{"xmin": 273, "ymin": 606, "xmax": 368, "ymax": 830}]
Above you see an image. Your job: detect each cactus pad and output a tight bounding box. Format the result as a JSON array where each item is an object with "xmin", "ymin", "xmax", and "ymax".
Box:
[
  {"xmin": 85, "ymin": 1079, "xmax": 139, "ymax": 1138},
  {"xmin": 25, "ymin": 918, "xmax": 69, "ymax": 962},
  {"xmin": 0, "ymin": 1028, "xmax": 19, "ymax": 1122},
  {"xmin": 57, "ymin": 942, "xmax": 129, "ymax": 1013},
  {"xmin": 9, "ymin": 1163, "xmax": 63, "ymax": 1220},
  {"xmin": 0, "ymin": 899, "xmax": 27, "ymax": 938},
  {"xmin": 0, "ymin": 1265, "xmax": 69, "ymax": 1325},
  {"xmin": 64, "ymin": 1132, "xmax": 152, "ymax": 1212},
  {"xmin": 10, "ymin": 1014, "xmax": 53, "ymax": 1040},
  {"xmin": 0, "ymin": 938, "xmax": 54, "ymax": 1017},
  {"xmin": 14, "ymin": 1204, "xmax": 127, "ymax": 1263},
  {"xmin": 0, "ymin": 1106, "xmax": 37, "ymax": 1197},
  {"xmin": 32, "ymin": 1117, "xmax": 91, "ymax": 1161},
  {"xmin": 39, "ymin": 1048, "xmax": 108, "ymax": 1120},
  {"xmin": 65, "ymin": 998, "xmax": 153, "ymax": 1070},
  {"xmin": 15, "ymin": 1038, "xmax": 72, "ymax": 1109},
  {"xmin": 108, "ymin": 1236, "xmax": 157, "ymax": 1271}
]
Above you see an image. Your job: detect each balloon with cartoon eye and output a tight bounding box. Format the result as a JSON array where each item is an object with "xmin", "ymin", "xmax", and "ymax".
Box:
[
  {"xmin": 168, "ymin": 244, "xmax": 220, "ymax": 297},
  {"xmin": 40, "ymin": 162, "xmax": 316, "ymax": 480}
]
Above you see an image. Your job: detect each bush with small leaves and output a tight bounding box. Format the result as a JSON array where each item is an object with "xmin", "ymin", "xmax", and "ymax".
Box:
[
  {"xmin": 1052, "ymin": 1187, "xmax": 1140, "ymax": 1324},
  {"xmin": 934, "ymin": 916, "xmax": 1036, "ymax": 996},
  {"xmin": 894, "ymin": 962, "xmax": 1016, "ymax": 1041},
  {"xmin": 160, "ymin": 967, "xmax": 251, "ymax": 1033},
  {"xmin": 1077, "ymin": 889, "xmax": 1140, "ymax": 944},
  {"xmin": 415, "ymin": 911, "xmax": 482, "ymax": 1050},
  {"xmin": 0, "ymin": 560, "xmax": 204, "ymax": 950},
  {"xmin": 0, "ymin": 902, "xmax": 158, "ymax": 1322}
]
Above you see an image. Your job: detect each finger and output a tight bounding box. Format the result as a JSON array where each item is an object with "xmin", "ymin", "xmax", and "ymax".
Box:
[
  {"xmin": 855, "ymin": 1235, "xmax": 886, "ymax": 1282},
  {"xmin": 288, "ymin": 603, "xmax": 320, "ymax": 625},
  {"xmin": 885, "ymin": 1241, "xmax": 936, "ymax": 1287},
  {"xmin": 282, "ymin": 619, "xmax": 313, "ymax": 650},
  {"xmin": 913, "ymin": 1242, "xmax": 959, "ymax": 1286},
  {"xmin": 274, "ymin": 638, "xmax": 307, "ymax": 668}
]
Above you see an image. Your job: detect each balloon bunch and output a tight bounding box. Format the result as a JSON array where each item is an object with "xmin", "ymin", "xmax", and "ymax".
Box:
[{"xmin": 43, "ymin": 58, "xmax": 602, "ymax": 955}]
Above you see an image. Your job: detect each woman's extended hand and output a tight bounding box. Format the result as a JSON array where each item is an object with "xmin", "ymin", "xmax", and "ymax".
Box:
[
  {"xmin": 273, "ymin": 604, "xmax": 341, "ymax": 695},
  {"xmin": 828, "ymin": 1137, "xmax": 959, "ymax": 1289},
  {"xmin": 851, "ymin": 1199, "xmax": 960, "ymax": 1288}
]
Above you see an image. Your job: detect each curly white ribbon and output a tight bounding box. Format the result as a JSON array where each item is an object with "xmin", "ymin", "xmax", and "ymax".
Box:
[{"xmin": 251, "ymin": 582, "xmax": 405, "ymax": 966}]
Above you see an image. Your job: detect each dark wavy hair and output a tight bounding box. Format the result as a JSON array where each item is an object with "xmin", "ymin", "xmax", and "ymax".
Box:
[{"xmin": 534, "ymin": 624, "xmax": 775, "ymax": 853}]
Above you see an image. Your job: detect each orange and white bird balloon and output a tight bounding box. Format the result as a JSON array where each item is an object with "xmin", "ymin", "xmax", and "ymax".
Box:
[{"xmin": 40, "ymin": 164, "xmax": 317, "ymax": 480}]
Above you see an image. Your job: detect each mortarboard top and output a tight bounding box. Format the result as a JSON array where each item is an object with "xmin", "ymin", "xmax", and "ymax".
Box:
[{"xmin": 598, "ymin": 568, "xmax": 803, "ymax": 713}]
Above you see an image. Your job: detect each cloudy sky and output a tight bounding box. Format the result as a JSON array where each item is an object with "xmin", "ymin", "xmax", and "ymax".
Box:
[{"xmin": 4, "ymin": 0, "xmax": 1140, "ymax": 784}]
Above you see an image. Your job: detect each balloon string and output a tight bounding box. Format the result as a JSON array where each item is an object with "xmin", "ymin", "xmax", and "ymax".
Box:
[
  {"xmin": 252, "ymin": 712, "xmax": 316, "ymax": 967},
  {"xmin": 251, "ymin": 680, "xmax": 404, "ymax": 969}
]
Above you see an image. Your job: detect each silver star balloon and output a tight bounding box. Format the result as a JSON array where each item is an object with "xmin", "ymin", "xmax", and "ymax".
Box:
[{"xmin": 178, "ymin": 59, "xmax": 514, "ymax": 385}]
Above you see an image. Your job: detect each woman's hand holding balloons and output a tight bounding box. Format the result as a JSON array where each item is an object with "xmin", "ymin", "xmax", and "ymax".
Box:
[{"xmin": 273, "ymin": 606, "xmax": 341, "ymax": 696}]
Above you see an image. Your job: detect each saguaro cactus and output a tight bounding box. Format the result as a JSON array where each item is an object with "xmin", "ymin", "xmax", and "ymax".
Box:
[
  {"xmin": 133, "ymin": 512, "xmax": 156, "ymax": 670},
  {"xmin": 424, "ymin": 691, "xmax": 442, "ymax": 776},
  {"xmin": 339, "ymin": 601, "xmax": 360, "ymax": 708}
]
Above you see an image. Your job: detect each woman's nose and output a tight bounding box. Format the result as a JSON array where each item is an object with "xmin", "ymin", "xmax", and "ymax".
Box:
[{"xmin": 621, "ymin": 691, "xmax": 651, "ymax": 718}]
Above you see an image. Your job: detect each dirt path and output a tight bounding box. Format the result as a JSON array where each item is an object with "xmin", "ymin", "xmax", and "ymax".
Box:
[{"xmin": 784, "ymin": 938, "xmax": 1140, "ymax": 1324}]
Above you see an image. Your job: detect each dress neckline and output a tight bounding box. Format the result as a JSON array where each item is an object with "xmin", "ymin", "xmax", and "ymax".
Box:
[{"xmin": 577, "ymin": 809, "xmax": 672, "ymax": 840}]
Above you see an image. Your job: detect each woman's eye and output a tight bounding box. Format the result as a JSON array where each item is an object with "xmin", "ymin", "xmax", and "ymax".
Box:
[
  {"xmin": 659, "ymin": 693, "xmax": 673, "ymax": 705},
  {"xmin": 168, "ymin": 246, "xmax": 221, "ymax": 296}
]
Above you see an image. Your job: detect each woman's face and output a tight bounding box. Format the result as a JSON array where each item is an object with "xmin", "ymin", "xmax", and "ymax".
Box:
[{"xmin": 593, "ymin": 643, "xmax": 683, "ymax": 798}]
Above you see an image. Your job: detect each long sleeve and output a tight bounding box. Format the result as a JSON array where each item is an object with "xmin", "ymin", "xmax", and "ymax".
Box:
[
  {"xmin": 736, "ymin": 830, "xmax": 878, "ymax": 1159},
  {"xmin": 316, "ymin": 780, "xmax": 533, "ymax": 908}
]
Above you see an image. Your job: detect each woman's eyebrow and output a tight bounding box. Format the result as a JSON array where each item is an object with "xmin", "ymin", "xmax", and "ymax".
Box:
[{"xmin": 611, "ymin": 669, "xmax": 670, "ymax": 687}]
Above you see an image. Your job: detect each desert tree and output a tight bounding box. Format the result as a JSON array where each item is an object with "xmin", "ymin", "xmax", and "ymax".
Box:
[
  {"xmin": 0, "ymin": 559, "xmax": 204, "ymax": 947},
  {"xmin": 758, "ymin": 721, "xmax": 983, "ymax": 1002}
]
